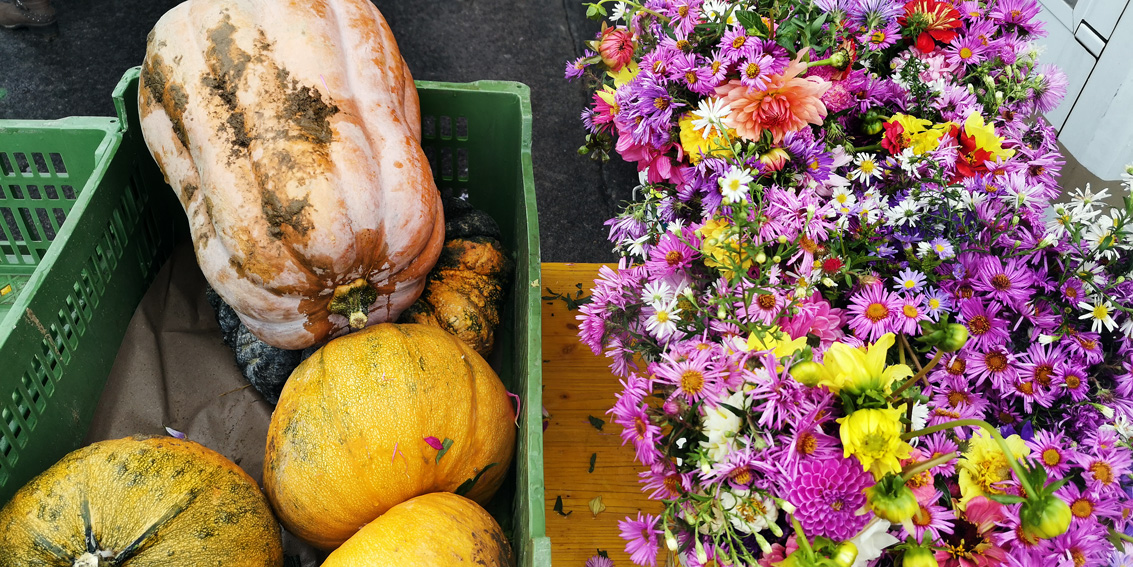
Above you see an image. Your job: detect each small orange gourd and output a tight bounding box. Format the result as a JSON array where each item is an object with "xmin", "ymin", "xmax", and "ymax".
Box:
[
  {"xmin": 0, "ymin": 436, "xmax": 282, "ymax": 567},
  {"xmin": 321, "ymin": 493, "xmax": 511, "ymax": 567},
  {"xmin": 263, "ymin": 323, "xmax": 515, "ymax": 550}
]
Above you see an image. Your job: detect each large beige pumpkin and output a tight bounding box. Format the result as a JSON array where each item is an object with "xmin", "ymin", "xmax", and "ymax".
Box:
[{"xmin": 139, "ymin": 0, "xmax": 444, "ymax": 349}]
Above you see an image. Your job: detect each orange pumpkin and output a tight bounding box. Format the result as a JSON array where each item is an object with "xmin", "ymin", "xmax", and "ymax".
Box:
[
  {"xmin": 321, "ymin": 493, "xmax": 511, "ymax": 567},
  {"xmin": 263, "ymin": 323, "xmax": 515, "ymax": 549},
  {"xmin": 0, "ymin": 436, "xmax": 282, "ymax": 566},
  {"xmin": 138, "ymin": 0, "xmax": 443, "ymax": 349}
]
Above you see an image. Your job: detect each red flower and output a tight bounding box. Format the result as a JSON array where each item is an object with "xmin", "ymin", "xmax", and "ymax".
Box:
[
  {"xmin": 899, "ymin": 0, "xmax": 962, "ymax": 54},
  {"xmin": 881, "ymin": 119, "xmax": 906, "ymax": 154},
  {"xmin": 948, "ymin": 124, "xmax": 994, "ymax": 178}
]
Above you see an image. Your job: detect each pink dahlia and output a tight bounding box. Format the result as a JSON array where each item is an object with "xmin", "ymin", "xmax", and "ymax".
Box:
[
  {"xmin": 787, "ymin": 455, "xmax": 874, "ymax": 540},
  {"xmin": 715, "ymin": 53, "xmax": 830, "ymax": 144},
  {"xmin": 778, "ymin": 291, "xmax": 846, "ymax": 358}
]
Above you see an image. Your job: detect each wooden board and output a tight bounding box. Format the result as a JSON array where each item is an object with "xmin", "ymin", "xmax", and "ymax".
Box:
[{"xmin": 541, "ymin": 263, "xmax": 665, "ymax": 566}]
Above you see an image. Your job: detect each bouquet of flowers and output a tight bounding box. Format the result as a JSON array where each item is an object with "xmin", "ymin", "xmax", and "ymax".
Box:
[{"xmin": 565, "ymin": 0, "xmax": 1133, "ymax": 565}]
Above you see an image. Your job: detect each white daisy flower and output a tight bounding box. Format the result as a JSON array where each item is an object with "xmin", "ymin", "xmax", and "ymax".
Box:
[
  {"xmin": 718, "ymin": 167, "xmax": 754, "ymax": 204},
  {"xmin": 1079, "ymin": 299, "xmax": 1117, "ymax": 333},
  {"xmin": 720, "ymin": 489, "xmax": 777, "ymax": 535},
  {"xmin": 609, "ymin": 1, "xmax": 629, "ymax": 22},
  {"xmin": 1121, "ymin": 316, "xmax": 1133, "ymax": 339},
  {"xmin": 1069, "ymin": 183, "xmax": 1110, "ymax": 220},
  {"xmin": 645, "ymin": 299, "xmax": 681, "ymax": 339},
  {"xmin": 1084, "ymin": 216, "xmax": 1122, "ymax": 260},
  {"xmin": 831, "ymin": 186, "xmax": 858, "ymax": 209},
  {"xmin": 850, "ymin": 152, "xmax": 883, "ymax": 185},
  {"xmin": 886, "ymin": 198, "xmax": 922, "ymax": 228},
  {"xmin": 690, "ymin": 97, "xmax": 730, "ymax": 137},
  {"xmin": 641, "ymin": 280, "xmax": 674, "ymax": 308}
]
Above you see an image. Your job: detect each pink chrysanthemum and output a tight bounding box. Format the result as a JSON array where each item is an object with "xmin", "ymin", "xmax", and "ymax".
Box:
[
  {"xmin": 715, "ymin": 53, "xmax": 830, "ymax": 143},
  {"xmin": 787, "ymin": 455, "xmax": 874, "ymax": 540},
  {"xmin": 655, "ymin": 348, "xmax": 724, "ymax": 406},
  {"xmin": 847, "ymin": 283, "xmax": 900, "ymax": 342},
  {"xmin": 777, "ymin": 291, "xmax": 846, "ymax": 358},
  {"xmin": 645, "ymin": 231, "xmax": 698, "ymax": 277}
]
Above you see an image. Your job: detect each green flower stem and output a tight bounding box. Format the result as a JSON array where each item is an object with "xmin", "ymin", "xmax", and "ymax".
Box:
[
  {"xmin": 791, "ymin": 514, "xmax": 815, "ymax": 558},
  {"xmin": 806, "ymin": 57, "xmax": 837, "ymax": 68},
  {"xmin": 888, "ymin": 350, "xmax": 944, "ymax": 402},
  {"xmin": 1110, "ymin": 527, "xmax": 1133, "ymax": 544},
  {"xmin": 848, "ymin": 143, "xmax": 882, "ymax": 153},
  {"xmin": 901, "ymin": 451, "xmax": 959, "ymax": 482},
  {"xmin": 900, "ymin": 419, "xmax": 1037, "ymax": 498},
  {"xmin": 621, "ymin": 0, "xmax": 670, "ymax": 22}
]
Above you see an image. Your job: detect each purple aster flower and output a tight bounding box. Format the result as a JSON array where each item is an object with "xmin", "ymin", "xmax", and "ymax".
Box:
[
  {"xmin": 847, "ymin": 283, "xmax": 900, "ymax": 342},
  {"xmin": 969, "ymin": 345, "xmax": 1020, "ymax": 391},
  {"xmin": 705, "ymin": 48, "xmax": 729, "ymax": 84},
  {"xmin": 1025, "ymin": 429, "xmax": 1074, "ymax": 477},
  {"xmin": 586, "ymin": 552, "xmax": 615, "ymax": 567},
  {"xmin": 780, "ymin": 402, "xmax": 842, "ymax": 465},
  {"xmin": 669, "ymin": 51, "xmax": 715, "ymax": 95},
  {"xmin": 1060, "ymin": 277, "xmax": 1086, "ymax": 305},
  {"xmin": 894, "ymin": 268, "xmax": 927, "ymax": 293},
  {"xmin": 612, "ymin": 393, "xmax": 664, "ymax": 466},
  {"xmin": 631, "ymin": 73, "xmax": 683, "ymax": 139},
  {"xmin": 1032, "ymin": 63, "xmax": 1068, "ymax": 113},
  {"xmin": 924, "ymin": 286, "xmax": 953, "ymax": 320},
  {"xmin": 1063, "ymin": 331, "xmax": 1105, "ymax": 367},
  {"xmin": 930, "ymin": 372, "xmax": 991, "ymax": 426},
  {"xmin": 639, "ymin": 460, "xmax": 693, "ymax": 500},
  {"xmin": 900, "ymin": 491, "xmax": 956, "ymax": 544},
  {"xmin": 718, "ymin": 25, "xmax": 758, "ymax": 62},
  {"xmin": 619, "ymin": 512, "xmax": 662, "ymax": 567},
  {"xmin": 989, "ymin": 0, "xmax": 1043, "ymax": 34},
  {"xmin": 858, "ymin": 21, "xmax": 902, "ymax": 50},
  {"xmin": 922, "ymin": 432, "xmax": 961, "ymax": 476},
  {"xmin": 959, "ymin": 298, "xmax": 1011, "ymax": 351},
  {"xmin": 972, "ymin": 256, "xmax": 1035, "ymax": 308},
  {"xmin": 1075, "ymin": 444, "xmax": 1133, "ymax": 497},
  {"xmin": 641, "ymin": 47, "xmax": 677, "ymax": 77},
  {"xmin": 565, "ymin": 51, "xmax": 592, "ymax": 81},
  {"xmin": 655, "ymin": 348, "xmax": 724, "ymax": 406},
  {"xmin": 665, "ymin": 0, "xmax": 703, "ymax": 35},
  {"xmin": 945, "ymin": 33, "xmax": 989, "ymax": 68},
  {"xmin": 787, "ymin": 455, "xmax": 875, "ymax": 541},
  {"xmin": 645, "ymin": 231, "xmax": 697, "ymax": 277},
  {"xmin": 746, "ymin": 362, "xmax": 805, "ymax": 429},
  {"xmin": 1055, "ymin": 482, "xmax": 1123, "ymax": 525},
  {"xmin": 849, "ymin": 0, "xmax": 904, "ymax": 28},
  {"xmin": 894, "ymin": 293, "xmax": 929, "ymax": 335},
  {"xmin": 737, "ymin": 53, "xmax": 776, "ymax": 90}
]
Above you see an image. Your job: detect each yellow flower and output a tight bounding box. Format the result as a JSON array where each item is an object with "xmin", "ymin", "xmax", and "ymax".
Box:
[
  {"xmin": 696, "ymin": 218, "xmax": 753, "ymax": 280},
  {"xmin": 745, "ymin": 326, "xmax": 808, "ymax": 360},
  {"xmin": 889, "ymin": 113, "xmax": 951, "ymax": 155},
  {"xmin": 678, "ymin": 114, "xmax": 734, "ymax": 164},
  {"xmin": 607, "ymin": 60, "xmax": 640, "ymax": 87},
  {"xmin": 818, "ymin": 333, "xmax": 912, "ymax": 397},
  {"xmin": 838, "ymin": 407, "xmax": 913, "ymax": 479},
  {"xmin": 962, "ymin": 112, "xmax": 1015, "ymax": 162},
  {"xmin": 957, "ymin": 429, "xmax": 1030, "ymax": 507}
]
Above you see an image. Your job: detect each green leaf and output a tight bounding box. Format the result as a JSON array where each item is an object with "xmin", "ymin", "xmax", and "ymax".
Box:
[
  {"xmin": 588, "ymin": 415, "xmax": 606, "ymax": 431},
  {"xmin": 589, "ymin": 453, "xmax": 597, "ymax": 473},
  {"xmin": 436, "ymin": 438, "xmax": 454, "ymax": 464},
  {"xmin": 586, "ymin": 4, "xmax": 599, "ymax": 19},
  {"xmin": 554, "ymin": 495, "xmax": 572, "ymax": 516},
  {"xmin": 596, "ymin": 4, "xmax": 607, "ymax": 16},
  {"xmin": 598, "ymin": 549, "xmax": 610, "ymax": 559},
  {"xmin": 735, "ymin": 10, "xmax": 761, "ymax": 33},
  {"xmin": 455, "ymin": 462, "xmax": 500, "ymax": 496}
]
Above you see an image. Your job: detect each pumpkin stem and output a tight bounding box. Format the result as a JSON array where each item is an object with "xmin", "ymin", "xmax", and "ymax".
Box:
[
  {"xmin": 73, "ymin": 553, "xmax": 110, "ymax": 567},
  {"xmin": 328, "ymin": 278, "xmax": 378, "ymax": 330}
]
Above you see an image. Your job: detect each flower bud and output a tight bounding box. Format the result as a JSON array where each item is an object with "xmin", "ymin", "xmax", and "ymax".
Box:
[
  {"xmin": 830, "ymin": 50, "xmax": 850, "ymax": 69},
  {"xmin": 756, "ymin": 252, "xmax": 768, "ymax": 264},
  {"xmin": 779, "ymin": 235, "xmax": 789, "ymax": 244},
  {"xmin": 865, "ymin": 474, "xmax": 919, "ymax": 530},
  {"xmin": 790, "ymin": 360, "xmax": 825, "ymax": 387},
  {"xmin": 939, "ymin": 324, "xmax": 969, "ymax": 352},
  {"xmin": 772, "ymin": 255, "xmax": 782, "ymax": 264},
  {"xmin": 665, "ymin": 528, "xmax": 679, "ymax": 551},
  {"xmin": 695, "ymin": 537, "xmax": 708, "ymax": 564},
  {"xmin": 1019, "ymin": 495, "xmax": 1071, "ymax": 540},
  {"xmin": 902, "ymin": 545, "xmax": 938, "ymax": 567},
  {"xmin": 760, "ymin": 147, "xmax": 791, "ymax": 172},
  {"xmin": 831, "ymin": 542, "xmax": 858, "ymax": 567}
]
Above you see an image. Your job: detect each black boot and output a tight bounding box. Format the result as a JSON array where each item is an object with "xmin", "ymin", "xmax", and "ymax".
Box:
[{"xmin": 0, "ymin": 0, "xmax": 56, "ymax": 29}]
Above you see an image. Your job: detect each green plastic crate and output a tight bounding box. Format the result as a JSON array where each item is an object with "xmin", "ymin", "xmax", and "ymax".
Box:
[{"xmin": 0, "ymin": 67, "xmax": 549, "ymax": 566}]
